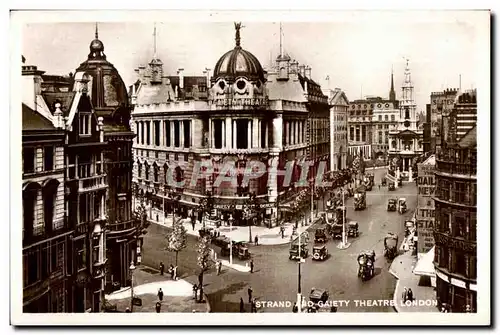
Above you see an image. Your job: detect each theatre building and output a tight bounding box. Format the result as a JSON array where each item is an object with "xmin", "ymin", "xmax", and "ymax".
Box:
[
  {"xmin": 131, "ymin": 24, "xmax": 330, "ymax": 227},
  {"xmin": 433, "ymin": 97, "xmax": 477, "ymax": 312}
]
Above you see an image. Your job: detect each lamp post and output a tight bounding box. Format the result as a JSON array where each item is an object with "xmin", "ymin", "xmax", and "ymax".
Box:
[
  {"xmin": 310, "ymin": 180, "xmax": 314, "ymax": 225},
  {"xmin": 229, "ymin": 212, "xmax": 234, "ymax": 265},
  {"xmin": 129, "ymin": 261, "xmax": 136, "ymax": 312},
  {"xmin": 296, "ymin": 230, "xmax": 304, "ymax": 313}
]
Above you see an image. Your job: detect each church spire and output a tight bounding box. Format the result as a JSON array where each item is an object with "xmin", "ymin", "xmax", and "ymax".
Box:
[
  {"xmin": 95, "ymin": 22, "xmax": 99, "ymax": 39},
  {"xmin": 389, "ymin": 65, "xmax": 396, "ymax": 101}
]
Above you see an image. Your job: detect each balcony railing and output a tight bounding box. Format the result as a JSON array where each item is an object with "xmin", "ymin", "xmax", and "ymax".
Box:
[
  {"xmin": 436, "ymin": 160, "xmax": 477, "ymax": 176},
  {"xmin": 79, "ymin": 175, "xmax": 107, "ymax": 192},
  {"xmin": 107, "ymin": 219, "xmax": 137, "ymax": 233}
]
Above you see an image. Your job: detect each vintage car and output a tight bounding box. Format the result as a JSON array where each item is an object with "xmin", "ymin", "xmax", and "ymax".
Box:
[
  {"xmin": 212, "ymin": 235, "xmax": 231, "ymax": 248},
  {"xmin": 198, "ymin": 227, "xmax": 214, "ymax": 239},
  {"xmin": 309, "ymin": 288, "xmax": 329, "ymax": 304},
  {"xmin": 383, "ymin": 233, "xmax": 399, "ymax": 259},
  {"xmin": 314, "ymin": 228, "xmax": 328, "ymax": 244},
  {"xmin": 312, "ymin": 245, "xmax": 328, "ymax": 261},
  {"xmin": 357, "ymin": 250, "xmax": 376, "ymax": 281},
  {"xmin": 388, "ymin": 182, "xmax": 396, "ymax": 191},
  {"xmin": 398, "ymin": 198, "xmax": 407, "ymax": 214},
  {"xmin": 347, "ymin": 221, "xmax": 359, "ymax": 237},
  {"xmin": 220, "ymin": 241, "xmax": 251, "ymax": 260},
  {"xmin": 289, "ymin": 240, "xmax": 308, "ymax": 260},
  {"xmin": 381, "ymin": 177, "xmax": 387, "ymax": 186},
  {"xmin": 387, "ymin": 199, "xmax": 397, "ymax": 211}
]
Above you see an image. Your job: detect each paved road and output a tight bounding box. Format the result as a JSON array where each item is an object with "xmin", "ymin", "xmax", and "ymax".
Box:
[{"xmin": 141, "ymin": 168, "xmax": 418, "ymax": 313}]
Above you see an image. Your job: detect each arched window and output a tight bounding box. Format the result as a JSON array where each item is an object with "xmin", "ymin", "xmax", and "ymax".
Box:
[
  {"xmin": 163, "ymin": 163, "xmax": 168, "ymax": 186},
  {"xmin": 23, "ymin": 182, "xmax": 40, "ymax": 238},
  {"xmin": 137, "ymin": 162, "xmax": 142, "ymax": 178},
  {"xmin": 175, "ymin": 166, "xmax": 184, "ymax": 183},
  {"xmin": 153, "ymin": 163, "xmax": 159, "ymax": 183},
  {"xmin": 42, "ymin": 179, "xmax": 60, "ymax": 233},
  {"xmin": 145, "ymin": 162, "xmax": 150, "ymax": 181}
]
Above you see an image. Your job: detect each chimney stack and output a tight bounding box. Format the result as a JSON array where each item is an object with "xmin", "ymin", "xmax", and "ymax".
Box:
[
  {"xmin": 290, "ymin": 60, "xmax": 299, "ymax": 74},
  {"xmin": 178, "ymin": 68, "xmax": 185, "ymax": 89},
  {"xmin": 298, "ymin": 65, "xmax": 306, "ymax": 77},
  {"xmin": 305, "ymin": 66, "xmax": 312, "ymax": 79}
]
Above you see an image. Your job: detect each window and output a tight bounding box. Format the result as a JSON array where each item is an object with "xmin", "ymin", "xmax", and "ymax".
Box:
[
  {"xmin": 43, "ymin": 146, "xmax": 54, "ymax": 171},
  {"xmin": 145, "ymin": 163, "xmax": 150, "ymax": 180},
  {"xmin": 385, "ymin": 131, "xmax": 389, "ymax": 144},
  {"xmin": 261, "ymin": 121, "xmax": 266, "ymax": 148},
  {"xmin": 154, "ymin": 121, "xmax": 160, "ymax": 146},
  {"xmin": 174, "ymin": 121, "xmax": 180, "ymax": 147},
  {"xmin": 439, "ymin": 211, "xmax": 450, "ymax": 233},
  {"xmin": 75, "ymin": 239, "xmax": 86, "ymax": 271},
  {"xmin": 405, "ymin": 107, "xmax": 410, "ymax": 120},
  {"xmin": 455, "ymin": 182, "xmax": 466, "ymax": 203},
  {"xmin": 350, "ymin": 127, "xmax": 354, "ymax": 141},
  {"xmin": 154, "ymin": 165, "xmax": 159, "ymax": 183},
  {"xmin": 454, "ymin": 216, "xmax": 466, "ymax": 238},
  {"xmin": 43, "ymin": 181, "xmax": 58, "ymax": 232},
  {"xmin": 165, "ymin": 121, "xmax": 171, "ymax": 147},
  {"xmin": 438, "ymin": 246, "xmax": 449, "ymax": 268},
  {"xmin": 146, "ymin": 122, "xmax": 151, "ymax": 145},
  {"xmin": 385, "ymin": 115, "xmax": 388, "ymax": 121},
  {"xmin": 470, "ymin": 216, "xmax": 476, "ymax": 241},
  {"xmin": 454, "ymin": 250, "xmax": 467, "ymax": 277},
  {"xmin": 236, "ymin": 119, "xmax": 249, "ymax": 149},
  {"xmin": 183, "ymin": 120, "xmax": 191, "ymax": 148},
  {"xmin": 391, "ymin": 115, "xmax": 395, "ymax": 122},
  {"xmin": 378, "ymin": 131, "xmax": 383, "ymax": 144},
  {"xmin": 23, "ymin": 147, "xmax": 35, "ymax": 173},
  {"xmin": 79, "ymin": 113, "xmax": 91, "ymax": 135},
  {"xmin": 213, "ymin": 120, "xmax": 223, "ymax": 149},
  {"xmin": 138, "ymin": 163, "xmax": 142, "ymax": 178},
  {"xmin": 378, "ymin": 115, "xmax": 382, "ymax": 121},
  {"xmin": 469, "ymin": 256, "xmax": 477, "ymax": 279},
  {"xmin": 140, "ymin": 122, "xmax": 145, "ymax": 144}
]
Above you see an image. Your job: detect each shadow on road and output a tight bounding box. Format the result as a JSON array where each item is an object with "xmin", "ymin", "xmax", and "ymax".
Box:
[{"xmin": 206, "ymin": 281, "xmax": 248, "ymax": 313}]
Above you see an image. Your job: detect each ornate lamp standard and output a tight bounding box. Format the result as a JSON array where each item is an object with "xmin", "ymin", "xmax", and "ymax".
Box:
[{"xmin": 129, "ymin": 261, "xmax": 136, "ymax": 312}]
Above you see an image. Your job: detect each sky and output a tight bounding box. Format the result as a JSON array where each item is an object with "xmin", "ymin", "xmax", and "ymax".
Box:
[{"xmin": 19, "ymin": 11, "xmax": 488, "ymax": 113}]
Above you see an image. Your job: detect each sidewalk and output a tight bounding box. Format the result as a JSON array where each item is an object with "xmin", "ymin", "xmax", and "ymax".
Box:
[
  {"xmin": 150, "ymin": 212, "xmax": 323, "ymax": 246},
  {"xmin": 105, "ymin": 265, "xmax": 210, "ymax": 313},
  {"xmin": 390, "ymin": 250, "xmax": 439, "ymax": 313}
]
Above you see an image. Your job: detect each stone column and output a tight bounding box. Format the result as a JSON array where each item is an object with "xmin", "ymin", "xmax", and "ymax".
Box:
[
  {"xmin": 273, "ymin": 114, "xmax": 283, "ymax": 150},
  {"xmin": 233, "ymin": 119, "xmax": 237, "ymax": 149},
  {"xmin": 247, "ymin": 119, "xmax": 252, "ymax": 149},
  {"xmin": 170, "ymin": 122, "xmax": 174, "ymax": 148},
  {"xmin": 209, "ymin": 119, "xmax": 213, "ymax": 148},
  {"xmin": 159, "ymin": 120, "xmax": 164, "ymax": 147},
  {"xmin": 225, "ymin": 117, "xmax": 232, "ymax": 149},
  {"xmin": 252, "ymin": 118, "xmax": 259, "ymax": 148},
  {"xmin": 179, "ymin": 120, "xmax": 184, "ymax": 148},
  {"xmin": 149, "ymin": 121, "xmax": 153, "ymax": 145}
]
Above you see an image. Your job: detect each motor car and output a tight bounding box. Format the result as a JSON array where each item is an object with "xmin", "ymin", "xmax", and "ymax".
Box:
[
  {"xmin": 387, "ymin": 199, "xmax": 397, "ymax": 211},
  {"xmin": 388, "ymin": 182, "xmax": 396, "ymax": 191},
  {"xmin": 312, "ymin": 245, "xmax": 328, "ymax": 261},
  {"xmin": 347, "ymin": 221, "xmax": 359, "ymax": 237},
  {"xmin": 309, "ymin": 288, "xmax": 329, "ymax": 304},
  {"xmin": 314, "ymin": 228, "xmax": 328, "ymax": 243}
]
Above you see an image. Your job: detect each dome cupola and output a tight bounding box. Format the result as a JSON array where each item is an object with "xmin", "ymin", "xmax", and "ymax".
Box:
[
  {"xmin": 212, "ymin": 23, "xmax": 266, "ymax": 83},
  {"xmin": 88, "ymin": 24, "xmax": 106, "ymax": 60}
]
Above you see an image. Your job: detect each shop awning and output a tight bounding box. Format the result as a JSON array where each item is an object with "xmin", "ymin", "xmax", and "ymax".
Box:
[{"xmin": 413, "ymin": 246, "xmax": 435, "ymax": 277}]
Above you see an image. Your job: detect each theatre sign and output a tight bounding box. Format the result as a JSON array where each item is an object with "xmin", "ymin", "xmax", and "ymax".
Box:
[
  {"xmin": 211, "ymin": 96, "xmax": 269, "ymax": 109},
  {"xmin": 416, "ymin": 155, "xmax": 436, "ymax": 257}
]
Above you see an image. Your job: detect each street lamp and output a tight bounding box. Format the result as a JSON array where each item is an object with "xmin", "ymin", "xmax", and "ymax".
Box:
[
  {"xmin": 129, "ymin": 261, "xmax": 136, "ymax": 312},
  {"xmin": 228, "ymin": 212, "xmax": 234, "ymax": 265},
  {"xmin": 296, "ymin": 231, "xmax": 305, "ymax": 313}
]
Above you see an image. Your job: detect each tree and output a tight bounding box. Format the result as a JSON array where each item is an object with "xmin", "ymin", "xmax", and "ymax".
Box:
[
  {"xmin": 196, "ymin": 235, "xmax": 212, "ymax": 302},
  {"xmin": 166, "ymin": 219, "xmax": 187, "ymax": 267},
  {"xmin": 134, "ymin": 201, "xmax": 149, "ymax": 233}
]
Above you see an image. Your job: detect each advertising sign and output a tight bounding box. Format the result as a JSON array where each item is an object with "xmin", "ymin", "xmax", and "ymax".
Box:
[{"xmin": 416, "ymin": 162, "xmax": 435, "ymax": 255}]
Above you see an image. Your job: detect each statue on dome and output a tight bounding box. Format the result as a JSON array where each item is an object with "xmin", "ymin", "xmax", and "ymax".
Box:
[{"xmin": 234, "ymin": 22, "xmax": 243, "ymax": 47}]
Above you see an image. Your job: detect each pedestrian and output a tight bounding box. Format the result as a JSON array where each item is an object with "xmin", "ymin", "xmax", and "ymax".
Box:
[
  {"xmin": 254, "ymin": 235, "xmax": 259, "ymax": 246},
  {"xmin": 158, "ymin": 288, "xmax": 164, "ymax": 301},
  {"xmin": 280, "ymin": 226, "xmax": 285, "ymax": 239},
  {"xmin": 378, "ymin": 184, "xmax": 381, "ymax": 190},
  {"xmin": 173, "ymin": 266, "xmax": 178, "ymax": 280},
  {"xmin": 407, "ymin": 288, "xmax": 414, "ymax": 302},
  {"xmin": 217, "ymin": 261, "xmax": 222, "ymax": 275},
  {"xmin": 250, "ymin": 259, "xmax": 254, "ymax": 273},
  {"xmin": 239, "ymin": 298, "xmax": 245, "ymax": 313},
  {"xmin": 193, "ymin": 284, "xmax": 198, "ymax": 301},
  {"xmin": 155, "ymin": 302, "xmax": 161, "ymax": 313},
  {"xmin": 169, "ymin": 264, "xmax": 174, "ymax": 279},
  {"xmin": 292, "ymin": 302, "xmax": 298, "ymax": 313},
  {"xmin": 247, "ymin": 286, "xmax": 253, "ymax": 303},
  {"xmin": 159, "ymin": 261, "xmax": 164, "ymax": 276},
  {"xmin": 191, "ymin": 216, "xmax": 196, "ymax": 231},
  {"xmin": 251, "ymin": 299, "xmax": 257, "ymax": 313},
  {"xmin": 402, "ymin": 287, "xmax": 408, "ymax": 302}
]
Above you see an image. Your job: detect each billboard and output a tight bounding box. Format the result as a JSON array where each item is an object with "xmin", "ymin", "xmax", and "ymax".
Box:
[{"xmin": 416, "ymin": 160, "xmax": 435, "ymax": 255}]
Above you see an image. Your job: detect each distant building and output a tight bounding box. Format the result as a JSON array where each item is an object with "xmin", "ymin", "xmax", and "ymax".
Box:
[
  {"xmin": 387, "ymin": 59, "xmax": 424, "ymax": 179},
  {"xmin": 454, "ymin": 89, "xmax": 477, "ymax": 140},
  {"xmin": 323, "ymin": 88, "xmax": 349, "ymax": 171},
  {"xmin": 430, "ymin": 88, "xmax": 459, "ymax": 150},
  {"xmin": 348, "ymin": 70, "xmax": 398, "ymax": 160}
]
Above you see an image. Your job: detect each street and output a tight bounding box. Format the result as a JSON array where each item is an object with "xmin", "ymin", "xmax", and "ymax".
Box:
[{"xmin": 141, "ymin": 168, "xmax": 418, "ymax": 313}]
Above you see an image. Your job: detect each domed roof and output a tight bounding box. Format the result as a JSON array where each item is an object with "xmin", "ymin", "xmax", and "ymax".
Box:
[
  {"xmin": 212, "ymin": 23, "xmax": 265, "ymax": 82},
  {"xmin": 76, "ymin": 26, "xmax": 129, "ymax": 113}
]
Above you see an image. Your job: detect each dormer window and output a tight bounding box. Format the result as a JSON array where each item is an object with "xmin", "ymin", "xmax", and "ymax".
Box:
[{"xmin": 79, "ymin": 113, "xmax": 91, "ymax": 135}]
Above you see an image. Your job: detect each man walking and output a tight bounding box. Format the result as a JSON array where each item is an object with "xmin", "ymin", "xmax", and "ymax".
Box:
[
  {"xmin": 254, "ymin": 235, "xmax": 259, "ymax": 246},
  {"xmin": 191, "ymin": 214, "xmax": 196, "ymax": 231},
  {"xmin": 155, "ymin": 302, "xmax": 161, "ymax": 313},
  {"xmin": 159, "ymin": 262, "xmax": 164, "ymax": 276},
  {"xmin": 247, "ymin": 286, "xmax": 253, "ymax": 303},
  {"xmin": 280, "ymin": 226, "xmax": 285, "ymax": 239},
  {"xmin": 193, "ymin": 284, "xmax": 198, "ymax": 301},
  {"xmin": 239, "ymin": 298, "xmax": 245, "ymax": 313},
  {"xmin": 158, "ymin": 288, "xmax": 164, "ymax": 302},
  {"xmin": 250, "ymin": 259, "xmax": 254, "ymax": 273},
  {"xmin": 217, "ymin": 261, "xmax": 222, "ymax": 275}
]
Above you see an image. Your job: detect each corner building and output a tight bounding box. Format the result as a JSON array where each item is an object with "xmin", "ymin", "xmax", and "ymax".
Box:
[
  {"xmin": 75, "ymin": 30, "xmax": 140, "ymax": 290},
  {"xmin": 433, "ymin": 92, "xmax": 477, "ymax": 312},
  {"xmin": 131, "ymin": 25, "xmax": 330, "ymax": 227}
]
